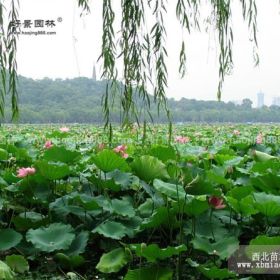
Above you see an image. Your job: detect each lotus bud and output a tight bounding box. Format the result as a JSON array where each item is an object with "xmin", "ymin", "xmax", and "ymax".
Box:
[
  {"xmin": 66, "ymin": 272, "xmax": 79, "ymax": 279},
  {"xmin": 227, "ymin": 166, "xmax": 234, "ymax": 174},
  {"xmin": 125, "ymin": 247, "xmax": 133, "ymax": 260},
  {"xmin": 209, "ymin": 154, "xmax": 214, "ymax": 160},
  {"xmin": 140, "ymin": 243, "xmax": 147, "ymax": 253}
]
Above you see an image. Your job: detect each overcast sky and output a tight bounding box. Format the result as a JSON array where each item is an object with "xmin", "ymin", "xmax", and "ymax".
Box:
[{"xmin": 13, "ymin": 0, "xmax": 280, "ymax": 106}]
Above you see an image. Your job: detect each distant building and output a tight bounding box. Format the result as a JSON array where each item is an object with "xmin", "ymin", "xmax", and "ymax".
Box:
[
  {"xmin": 257, "ymin": 91, "xmax": 264, "ymax": 108},
  {"xmin": 92, "ymin": 64, "xmax": 97, "ymax": 81},
  {"xmin": 272, "ymin": 96, "xmax": 280, "ymax": 107}
]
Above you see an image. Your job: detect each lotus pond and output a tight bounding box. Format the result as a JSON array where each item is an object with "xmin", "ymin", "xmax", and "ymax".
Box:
[{"xmin": 0, "ymin": 123, "xmax": 280, "ymax": 279}]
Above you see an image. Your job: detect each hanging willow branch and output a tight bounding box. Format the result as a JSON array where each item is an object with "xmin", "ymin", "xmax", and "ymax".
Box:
[
  {"xmin": 0, "ymin": 0, "xmax": 19, "ymax": 120},
  {"xmin": 120, "ymin": 0, "xmax": 145, "ymax": 124},
  {"xmin": 151, "ymin": 0, "xmax": 168, "ymax": 114},
  {"xmin": 77, "ymin": 0, "xmax": 90, "ymax": 14},
  {"xmin": 176, "ymin": 0, "xmax": 200, "ymax": 78},
  {"xmin": 88, "ymin": 0, "xmax": 258, "ymax": 127},
  {"xmin": 98, "ymin": 0, "xmax": 117, "ymax": 127},
  {"xmin": 212, "ymin": 0, "xmax": 234, "ymax": 100},
  {"xmin": 240, "ymin": 0, "xmax": 259, "ymax": 65},
  {"xmin": 0, "ymin": 0, "xmax": 259, "ymax": 125}
]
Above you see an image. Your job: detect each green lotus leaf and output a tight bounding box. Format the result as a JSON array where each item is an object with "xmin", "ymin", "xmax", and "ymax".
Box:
[
  {"xmin": 253, "ymin": 150, "xmax": 277, "ymax": 162},
  {"xmin": 14, "ymin": 240, "xmax": 40, "ymax": 259},
  {"xmin": 206, "ymin": 168, "xmax": 230, "ymax": 187},
  {"xmin": 250, "ymin": 174, "xmax": 280, "ymax": 194},
  {"xmin": 141, "ymin": 207, "xmax": 170, "ymax": 229},
  {"xmin": 0, "ymin": 229, "xmax": 22, "ymax": 251},
  {"xmin": 138, "ymin": 199, "xmax": 154, "ymax": 218},
  {"xmin": 141, "ymin": 181, "xmax": 165, "ymax": 206},
  {"xmin": 130, "ymin": 244, "xmax": 187, "ymax": 262},
  {"xmin": 250, "ymin": 160, "xmax": 280, "ymax": 173},
  {"xmin": 14, "ymin": 147, "xmax": 32, "ymax": 163},
  {"xmin": 26, "ymin": 223, "xmax": 75, "ymax": 252},
  {"xmin": 120, "ymin": 216, "xmax": 143, "ymax": 238},
  {"xmin": 0, "ymin": 148, "xmax": 8, "ymax": 160},
  {"xmin": 199, "ymin": 265, "xmax": 236, "ymax": 280},
  {"xmin": 89, "ymin": 175, "xmax": 121, "ymax": 192},
  {"xmin": 172, "ymin": 196, "xmax": 209, "ymax": 216},
  {"xmin": 250, "ymin": 235, "xmax": 280, "ymax": 245},
  {"xmin": 92, "ymin": 221, "xmax": 127, "ymax": 240},
  {"xmin": 131, "ymin": 156, "xmax": 169, "ymax": 182},
  {"xmin": 111, "ymin": 197, "xmax": 135, "ymax": 217},
  {"xmin": 92, "ymin": 149, "xmax": 130, "ymax": 172},
  {"xmin": 167, "ymin": 163, "xmax": 182, "ymax": 179},
  {"xmin": 187, "ymin": 258, "xmax": 237, "ymax": 279},
  {"xmin": 153, "ymin": 179, "xmax": 185, "ymax": 200},
  {"xmin": 0, "ymin": 197, "xmax": 4, "ymax": 210},
  {"xmin": 149, "ymin": 145, "xmax": 176, "ymax": 162},
  {"xmin": 49, "ymin": 194, "xmax": 102, "ymax": 219},
  {"xmin": 227, "ymin": 195, "xmax": 258, "ymax": 216},
  {"xmin": 13, "ymin": 213, "xmax": 48, "ymax": 232},
  {"xmin": 227, "ymin": 186, "xmax": 254, "ymax": 200},
  {"xmin": 124, "ymin": 265, "xmax": 173, "ymax": 280},
  {"xmin": 94, "ymin": 196, "xmax": 135, "ymax": 217},
  {"xmin": 64, "ymin": 231, "xmax": 89, "ymax": 256},
  {"xmin": 5, "ymin": 255, "xmax": 29, "ymax": 274},
  {"xmin": 185, "ymin": 213, "xmax": 234, "ymax": 240},
  {"xmin": 215, "ymin": 154, "xmax": 243, "ymax": 166},
  {"xmin": 247, "ymin": 236, "xmax": 280, "ymax": 263},
  {"xmin": 0, "ymin": 177, "xmax": 8, "ymax": 189},
  {"xmin": 36, "ymin": 160, "xmax": 71, "ymax": 180},
  {"xmin": 106, "ymin": 170, "xmax": 136, "ymax": 190},
  {"xmin": 18, "ymin": 211, "xmax": 46, "ymax": 222},
  {"xmin": 0, "ymin": 261, "xmax": 14, "ymax": 280},
  {"xmin": 43, "ymin": 146, "xmax": 81, "ymax": 164},
  {"xmin": 192, "ymin": 236, "xmax": 239, "ymax": 260},
  {"xmin": 71, "ymin": 194, "xmax": 100, "ymax": 211},
  {"xmin": 253, "ymin": 192, "xmax": 280, "ymax": 216},
  {"xmin": 96, "ymin": 248, "xmax": 130, "ymax": 273},
  {"xmin": 92, "ymin": 217, "xmax": 141, "ymax": 239}
]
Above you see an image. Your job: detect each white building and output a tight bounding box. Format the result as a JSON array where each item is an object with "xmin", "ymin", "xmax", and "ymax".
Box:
[
  {"xmin": 257, "ymin": 92, "xmax": 264, "ymax": 108},
  {"xmin": 272, "ymin": 96, "xmax": 280, "ymax": 107},
  {"xmin": 92, "ymin": 64, "xmax": 97, "ymax": 81}
]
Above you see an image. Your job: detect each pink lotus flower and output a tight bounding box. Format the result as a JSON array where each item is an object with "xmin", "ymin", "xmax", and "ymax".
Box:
[
  {"xmin": 233, "ymin": 130, "xmax": 240, "ymax": 136},
  {"xmin": 17, "ymin": 167, "xmax": 36, "ymax": 178},
  {"xmin": 114, "ymin": 145, "xmax": 127, "ymax": 153},
  {"xmin": 256, "ymin": 133, "xmax": 263, "ymax": 144},
  {"xmin": 121, "ymin": 153, "xmax": 129, "ymax": 159},
  {"xmin": 208, "ymin": 196, "xmax": 226, "ymax": 209},
  {"xmin": 175, "ymin": 136, "xmax": 190, "ymax": 144},
  {"xmin": 44, "ymin": 140, "xmax": 53, "ymax": 149},
  {"xmin": 114, "ymin": 145, "xmax": 129, "ymax": 158},
  {"xmin": 60, "ymin": 127, "xmax": 70, "ymax": 133}
]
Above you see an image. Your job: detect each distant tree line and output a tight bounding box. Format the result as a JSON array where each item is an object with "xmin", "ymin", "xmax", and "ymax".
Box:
[{"xmin": 2, "ymin": 76, "xmax": 280, "ymax": 123}]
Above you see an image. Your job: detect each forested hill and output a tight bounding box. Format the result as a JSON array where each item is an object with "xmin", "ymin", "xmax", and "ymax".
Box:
[{"xmin": 3, "ymin": 76, "xmax": 280, "ymax": 123}]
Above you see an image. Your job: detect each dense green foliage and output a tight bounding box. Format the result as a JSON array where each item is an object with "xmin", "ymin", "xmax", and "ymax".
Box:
[
  {"xmin": 3, "ymin": 76, "xmax": 280, "ymax": 123},
  {"xmin": 0, "ymin": 123, "xmax": 280, "ymax": 279}
]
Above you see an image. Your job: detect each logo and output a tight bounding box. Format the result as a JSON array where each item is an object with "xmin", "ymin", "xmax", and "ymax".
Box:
[{"xmin": 10, "ymin": 18, "xmax": 63, "ymax": 36}]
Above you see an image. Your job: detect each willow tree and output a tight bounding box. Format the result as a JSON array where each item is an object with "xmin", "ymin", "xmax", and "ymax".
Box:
[{"xmin": 0, "ymin": 0, "xmax": 258, "ymax": 126}]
